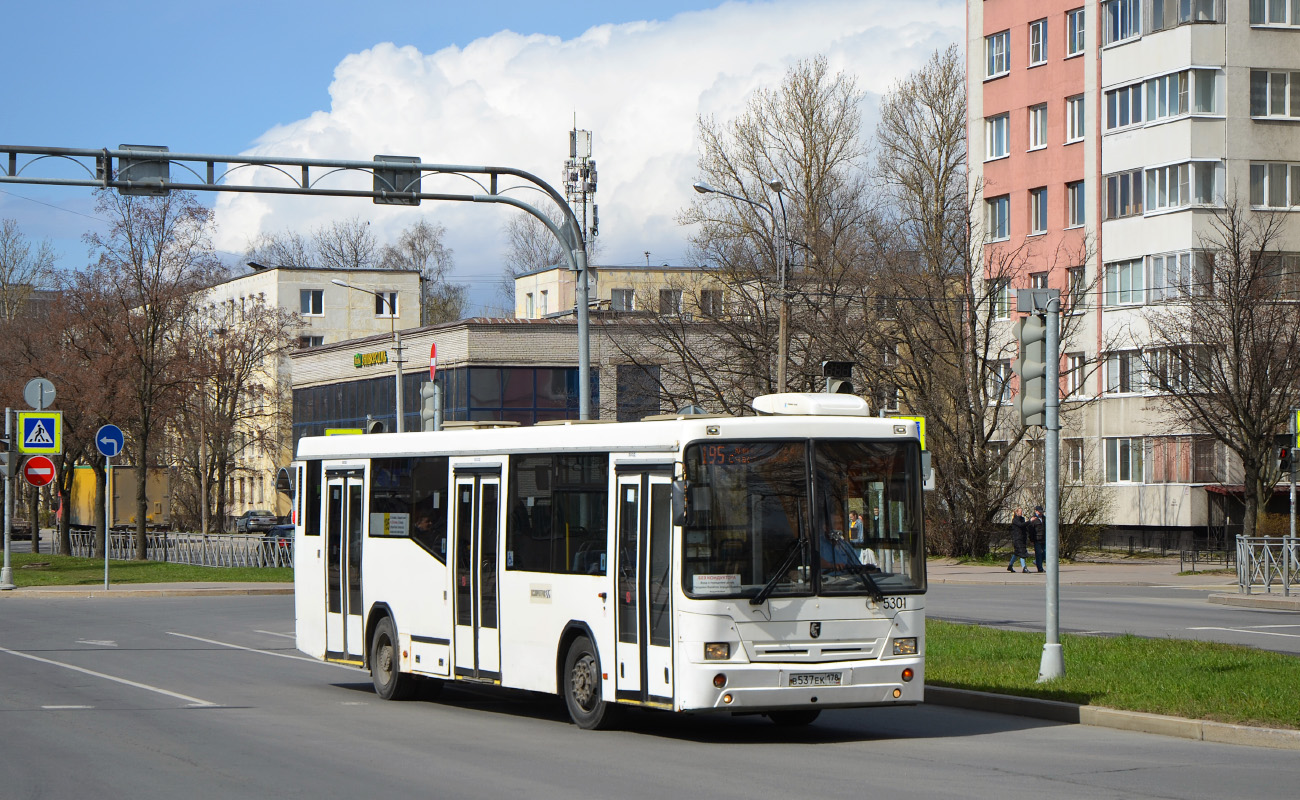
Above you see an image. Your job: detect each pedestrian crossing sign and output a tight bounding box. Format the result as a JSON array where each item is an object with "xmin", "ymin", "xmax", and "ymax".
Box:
[{"xmin": 17, "ymin": 411, "xmax": 62, "ymax": 454}]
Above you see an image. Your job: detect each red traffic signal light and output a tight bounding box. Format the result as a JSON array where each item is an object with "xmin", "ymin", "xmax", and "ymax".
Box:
[{"xmin": 1280, "ymin": 447, "xmax": 1293, "ymax": 468}]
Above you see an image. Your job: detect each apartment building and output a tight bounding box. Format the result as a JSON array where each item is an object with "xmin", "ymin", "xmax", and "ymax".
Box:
[
  {"xmin": 202, "ymin": 266, "xmax": 420, "ymax": 521},
  {"xmin": 515, "ymin": 264, "xmax": 723, "ymax": 319},
  {"xmin": 968, "ymin": 0, "xmax": 1300, "ymax": 545}
]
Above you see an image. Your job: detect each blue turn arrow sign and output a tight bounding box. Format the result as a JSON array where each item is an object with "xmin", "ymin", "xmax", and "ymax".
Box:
[{"xmin": 96, "ymin": 424, "xmax": 124, "ymax": 458}]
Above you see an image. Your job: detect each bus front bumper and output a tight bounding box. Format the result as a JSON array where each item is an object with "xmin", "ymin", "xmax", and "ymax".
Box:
[{"xmin": 678, "ymin": 657, "xmax": 924, "ymax": 712}]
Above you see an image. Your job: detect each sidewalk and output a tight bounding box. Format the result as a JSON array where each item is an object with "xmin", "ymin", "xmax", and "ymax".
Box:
[{"xmin": 927, "ymin": 556, "xmax": 1300, "ymax": 611}]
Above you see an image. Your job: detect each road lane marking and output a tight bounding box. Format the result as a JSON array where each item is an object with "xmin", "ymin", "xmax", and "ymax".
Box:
[
  {"xmin": 254, "ymin": 629, "xmax": 295, "ymax": 639},
  {"xmin": 1187, "ymin": 626, "xmax": 1300, "ymax": 639},
  {"xmin": 167, "ymin": 632, "xmax": 359, "ymax": 670},
  {"xmin": 76, "ymin": 639, "xmax": 118, "ymax": 647},
  {"xmin": 43, "ymin": 705, "xmax": 94, "ymax": 710},
  {"xmin": 0, "ymin": 644, "xmax": 216, "ymax": 707}
]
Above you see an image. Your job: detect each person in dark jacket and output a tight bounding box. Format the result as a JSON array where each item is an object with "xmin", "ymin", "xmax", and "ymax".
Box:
[
  {"xmin": 1007, "ymin": 508, "xmax": 1030, "ymax": 573},
  {"xmin": 1031, "ymin": 505, "xmax": 1046, "ymax": 572}
]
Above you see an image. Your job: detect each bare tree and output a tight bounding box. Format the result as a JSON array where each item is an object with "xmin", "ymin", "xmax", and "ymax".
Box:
[
  {"xmin": 313, "ymin": 217, "xmax": 378, "ymax": 271},
  {"xmin": 378, "ymin": 219, "xmax": 466, "ymax": 324},
  {"xmin": 498, "ymin": 210, "xmax": 601, "ymax": 313},
  {"xmin": 1140, "ymin": 196, "xmax": 1300, "ymax": 537},
  {"xmin": 0, "ymin": 218, "xmax": 55, "ymax": 321},
  {"xmin": 244, "ymin": 230, "xmax": 313, "ymax": 269},
  {"xmin": 82, "ymin": 190, "xmax": 221, "ymax": 558}
]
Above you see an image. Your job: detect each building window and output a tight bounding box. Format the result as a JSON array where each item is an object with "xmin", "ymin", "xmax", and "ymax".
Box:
[
  {"xmin": 1030, "ymin": 272, "xmax": 1049, "ymax": 290},
  {"xmin": 1065, "ymin": 352, "xmax": 1086, "ymax": 397},
  {"xmin": 1105, "ymin": 437, "xmax": 1144, "ymax": 482},
  {"xmin": 1249, "ymin": 162, "xmax": 1300, "ymax": 208},
  {"xmin": 986, "ymin": 114, "xmax": 1009, "ymax": 160},
  {"xmin": 1149, "ymin": 251, "xmax": 1210, "ymax": 301},
  {"xmin": 1028, "ymin": 104, "xmax": 1048, "ymax": 150},
  {"xmin": 1067, "ymin": 266, "xmax": 1087, "ymax": 314},
  {"xmin": 1105, "ymin": 83, "xmax": 1143, "ymax": 130},
  {"xmin": 1194, "ymin": 438, "xmax": 1219, "ymax": 483},
  {"xmin": 1067, "ymin": 8, "xmax": 1086, "ymax": 55},
  {"xmin": 1106, "ymin": 350, "xmax": 1144, "ymax": 393},
  {"xmin": 1029, "ymin": 187, "xmax": 1048, "ymax": 234},
  {"xmin": 987, "ymin": 195, "xmax": 1010, "ymax": 241},
  {"xmin": 1104, "ymin": 169, "xmax": 1144, "ymax": 219},
  {"xmin": 1150, "ymin": 347, "xmax": 1200, "ymax": 393},
  {"xmin": 1029, "ymin": 18, "xmax": 1048, "ymax": 65},
  {"xmin": 1250, "ymin": 70, "xmax": 1300, "ymax": 117},
  {"xmin": 1103, "ymin": 0, "xmax": 1141, "ymax": 45},
  {"xmin": 1066, "ymin": 438, "xmax": 1086, "ymax": 482},
  {"xmin": 991, "ymin": 279, "xmax": 1012, "ymax": 320},
  {"xmin": 658, "ymin": 288, "xmax": 682, "ymax": 316},
  {"xmin": 610, "ymin": 288, "xmax": 634, "ymax": 312},
  {"xmin": 1151, "ymin": 0, "xmax": 1222, "ymax": 30},
  {"xmin": 374, "ymin": 291, "xmax": 398, "ymax": 317},
  {"xmin": 986, "ymin": 30, "xmax": 1010, "ymax": 78},
  {"xmin": 1104, "ymin": 259, "xmax": 1144, "ymax": 306},
  {"xmin": 1066, "ymin": 95, "xmax": 1086, "ymax": 142},
  {"xmin": 875, "ymin": 383, "xmax": 901, "ymax": 413},
  {"xmin": 1147, "ymin": 71, "xmax": 1188, "ymax": 120},
  {"xmin": 1067, "ymin": 181, "xmax": 1086, "ymax": 227},
  {"xmin": 1251, "ymin": 0, "xmax": 1300, "ymax": 25},
  {"xmin": 300, "ymin": 289, "xmax": 323, "ymax": 316},
  {"xmin": 525, "ymin": 293, "xmax": 535, "ymax": 317},
  {"xmin": 539, "ymin": 290, "xmax": 548, "ymax": 316},
  {"xmin": 988, "ymin": 359, "xmax": 1013, "ymax": 404},
  {"xmin": 298, "ymin": 335, "xmax": 324, "ymax": 349},
  {"xmin": 699, "ymin": 289, "xmax": 724, "ymax": 316}
]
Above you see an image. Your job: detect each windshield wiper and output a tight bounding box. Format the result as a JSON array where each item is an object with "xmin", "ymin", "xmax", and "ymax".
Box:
[
  {"xmin": 750, "ymin": 535, "xmax": 808, "ymax": 606},
  {"xmin": 829, "ymin": 534, "xmax": 885, "ymax": 603}
]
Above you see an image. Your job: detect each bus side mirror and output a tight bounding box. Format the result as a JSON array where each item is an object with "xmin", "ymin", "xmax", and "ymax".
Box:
[
  {"xmin": 672, "ymin": 480, "xmax": 688, "ymax": 526},
  {"xmin": 276, "ymin": 467, "xmax": 295, "ymax": 497},
  {"xmin": 921, "ymin": 451, "xmax": 935, "ymax": 491}
]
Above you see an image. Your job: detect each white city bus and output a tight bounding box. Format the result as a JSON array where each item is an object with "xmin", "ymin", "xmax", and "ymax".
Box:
[{"xmin": 290, "ymin": 392, "xmax": 927, "ymax": 728}]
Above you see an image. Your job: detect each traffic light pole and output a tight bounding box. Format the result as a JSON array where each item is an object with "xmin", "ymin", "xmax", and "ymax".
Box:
[
  {"xmin": 1, "ymin": 408, "xmax": 13, "ymax": 591},
  {"xmin": 1039, "ymin": 293, "xmax": 1063, "ymax": 682}
]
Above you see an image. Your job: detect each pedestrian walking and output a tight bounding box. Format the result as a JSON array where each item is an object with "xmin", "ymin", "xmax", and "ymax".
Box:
[
  {"xmin": 1007, "ymin": 508, "xmax": 1030, "ymax": 573},
  {"xmin": 1030, "ymin": 505, "xmax": 1046, "ymax": 573}
]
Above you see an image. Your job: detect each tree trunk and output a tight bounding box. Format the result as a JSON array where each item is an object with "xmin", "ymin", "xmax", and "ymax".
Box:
[
  {"xmin": 94, "ymin": 462, "xmax": 106, "ymax": 559},
  {"xmin": 135, "ymin": 445, "xmax": 148, "ymax": 561}
]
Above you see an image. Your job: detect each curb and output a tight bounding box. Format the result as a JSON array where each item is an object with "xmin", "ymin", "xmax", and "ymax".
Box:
[
  {"xmin": 1207, "ymin": 592, "xmax": 1300, "ymax": 612},
  {"xmin": 0, "ymin": 586, "xmax": 293, "ymax": 598},
  {"xmin": 925, "ymin": 686, "xmax": 1300, "ymax": 751}
]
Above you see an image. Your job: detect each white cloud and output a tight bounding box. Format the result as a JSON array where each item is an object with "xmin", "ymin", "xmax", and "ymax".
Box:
[{"xmin": 212, "ymin": 0, "xmax": 962, "ymax": 312}]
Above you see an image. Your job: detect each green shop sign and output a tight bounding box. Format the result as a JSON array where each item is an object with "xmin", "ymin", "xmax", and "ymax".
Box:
[{"xmin": 354, "ymin": 350, "xmax": 390, "ymax": 369}]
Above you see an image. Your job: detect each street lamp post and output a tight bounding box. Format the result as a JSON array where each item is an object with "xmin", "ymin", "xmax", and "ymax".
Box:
[
  {"xmin": 332, "ymin": 278, "xmax": 405, "ymax": 433},
  {"xmin": 693, "ymin": 180, "xmax": 792, "ymax": 393}
]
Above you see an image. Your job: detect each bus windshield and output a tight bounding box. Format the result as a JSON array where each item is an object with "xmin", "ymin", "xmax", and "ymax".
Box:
[{"xmin": 681, "ymin": 439, "xmax": 925, "ymax": 600}]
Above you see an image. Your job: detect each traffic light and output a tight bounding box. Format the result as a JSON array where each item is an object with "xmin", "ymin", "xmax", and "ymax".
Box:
[
  {"xmin": 1013, "ymin": 314, "xmax": 1048, "ymax": 427},
  {"xmin": 822, "ymin": 360, "xmax": 855, "ymax": 394},
  {"xmin": 1280, "ymin": 446, "xmax": 1293, "ymax": 472},
  {"xmin": 420, "ymin": 382, "xmax": 438, "ymax": 432}
]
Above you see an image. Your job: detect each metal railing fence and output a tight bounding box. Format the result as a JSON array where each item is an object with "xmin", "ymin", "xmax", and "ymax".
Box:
[
  {"xmin": 68, "ymin": 531, "xmax": 293, "ymax": 569},
  {"xmin": 1235, "ymin": 535, "xmax": 1298, "ymax": 596}
]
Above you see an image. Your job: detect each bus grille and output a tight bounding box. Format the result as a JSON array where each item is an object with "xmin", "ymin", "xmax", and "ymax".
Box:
[{"xmin": 747, "ymin": 639, "xmax": 881, "ymax": 663}]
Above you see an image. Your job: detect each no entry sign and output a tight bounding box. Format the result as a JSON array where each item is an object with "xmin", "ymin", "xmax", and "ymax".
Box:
[{"xmin": 22, "ymin": 455, "xmax": 56, "ymax": 487}]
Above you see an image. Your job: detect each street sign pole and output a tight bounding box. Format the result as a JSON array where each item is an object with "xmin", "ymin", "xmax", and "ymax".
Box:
[
  {"xmin": 1, "ymin": 408, "xmax": 13, "ymax": 591},
  {"xmin": 104, "ymin": 455, "xmax": 111, "ymax": 590}
]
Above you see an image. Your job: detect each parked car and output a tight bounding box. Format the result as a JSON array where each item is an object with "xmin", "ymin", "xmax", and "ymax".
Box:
[
  {"xmin": 235, "ymin": 509, "xmax": 277, "ymax": 533},
  {"xmin": 263, "ymin": 523, "xmax": 293, "ymax": 546}
]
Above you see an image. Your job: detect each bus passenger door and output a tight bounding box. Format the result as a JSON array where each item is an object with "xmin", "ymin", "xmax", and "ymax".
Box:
[
  {"xmin": 324, "ymin": 469, "xmax": 365, "ymax": 663},
  {"xmin": 615, "ymin": 471, "xmax": 674, "ymax": 705},
  {"xmin": 452, "ymin": 471, "xmax": 502, "ymax": 681}
]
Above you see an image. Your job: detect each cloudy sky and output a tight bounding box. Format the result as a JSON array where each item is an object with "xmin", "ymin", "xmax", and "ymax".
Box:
[{"xmin": 1, "ymin": 0, "xmax": 962, "ymax": 312}]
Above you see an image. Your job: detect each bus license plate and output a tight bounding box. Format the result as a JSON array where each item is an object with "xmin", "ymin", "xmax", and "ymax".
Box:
[{"xmin": 787, "ymin": 672, "xmax": 842, "ymax": 687}]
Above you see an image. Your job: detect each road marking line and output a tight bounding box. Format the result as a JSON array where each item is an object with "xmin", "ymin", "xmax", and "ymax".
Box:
[
  {"xmin": 1187, "ymin": 626, "xmax": 1300, "ymax": 639},
  {"xmin": 0, "ymin": 644, "xmax": 215, "ymax": 707},
  {"xmin": 254, "ymin": 629, "xmax": 295, "ymax": 639},
  {"xmin": 167, "ymin": 632, "xmax": 358, "ymax": 670},
  {"xmin": 43, "ymin": 705, "xmax": 94, "ymax": 710},
  {"xmin": 76, "ymin": 639, "xmax": 118, "ymax": 647}
]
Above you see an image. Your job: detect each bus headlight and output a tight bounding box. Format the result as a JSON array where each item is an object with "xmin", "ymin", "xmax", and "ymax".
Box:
[
  {"xmin": 704, "ymin": 642, "xmax": 730, "ymax": 660},
  {"xmin": 892, "ymin": 638, "xmax": 917, "ymax": 656}
]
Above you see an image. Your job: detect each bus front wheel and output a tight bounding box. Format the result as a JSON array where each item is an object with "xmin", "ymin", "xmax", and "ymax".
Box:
[
  {"xmin": 370, "ymin": 617, "xmax": 415, "ymax": 701},
  {"xmin": 562, "ymin": 635, "xmax": 615, "ymax": 729}
]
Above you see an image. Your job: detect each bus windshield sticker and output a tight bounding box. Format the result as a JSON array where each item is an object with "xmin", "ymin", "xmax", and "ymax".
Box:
[{"xmin": 692, "ymin": 574, "xmax": 740, "ymax": 595}]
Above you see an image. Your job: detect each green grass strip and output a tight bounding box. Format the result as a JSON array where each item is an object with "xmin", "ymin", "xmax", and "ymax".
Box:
[
  {"xmin": 927, "ymin": 619, "xmax": 1300, "ymax": 730},
  {"xmin": 6, "ymin": 553, "xmax": 292, "ymax": 586}
]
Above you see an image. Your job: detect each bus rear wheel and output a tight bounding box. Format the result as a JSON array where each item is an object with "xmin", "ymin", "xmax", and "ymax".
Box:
[
  {"xmin": 562, "ymin": 635, "xmax": 615, "ymax": 729},
  {"xmin": 370, "ymin": 617, "xmax": 415, "ymax": 701},
  {"xmin": 767, "ymin": 709, "xmax": 821, "ymax": 727}
]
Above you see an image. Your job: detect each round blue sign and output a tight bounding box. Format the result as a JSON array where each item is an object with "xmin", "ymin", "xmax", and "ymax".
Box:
[{"xmin": 96, "ymin": 424, "xmax": 124, "ymax": 458}]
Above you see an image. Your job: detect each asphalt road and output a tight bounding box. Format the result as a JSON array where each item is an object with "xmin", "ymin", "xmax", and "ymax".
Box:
[
  {"xmin": 926, "ymin": 583, "xmax": 1300, "ymax": 655},
  {"xmin": 0, "ymin": 596, "xmax": 1295, "ymax": 800}
]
